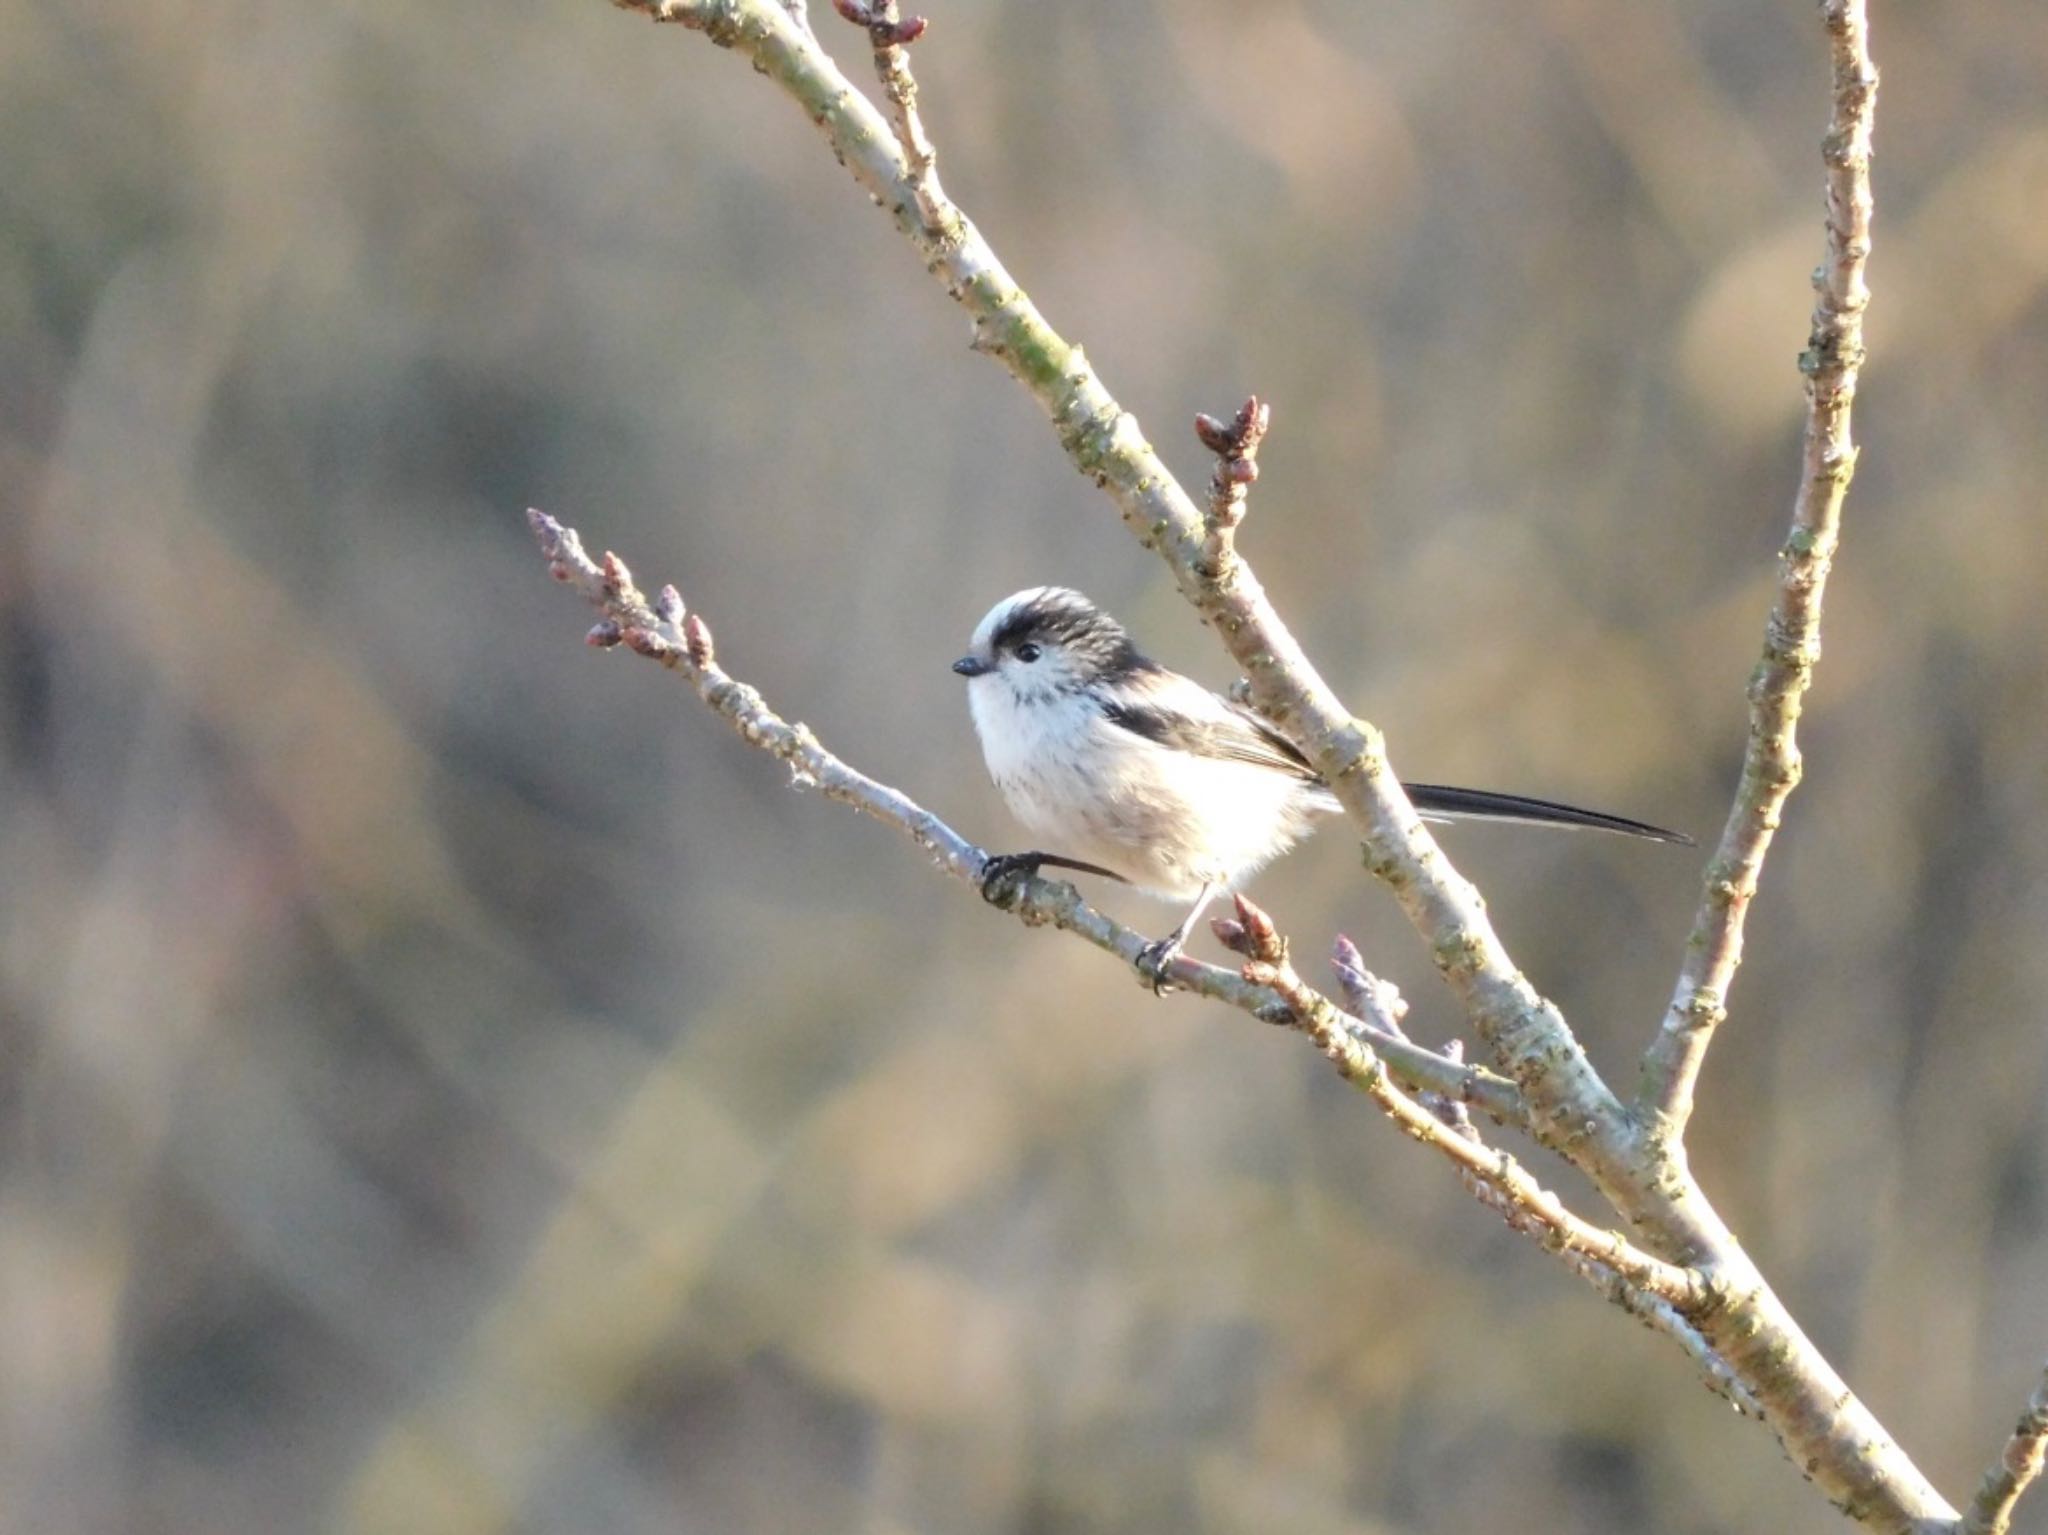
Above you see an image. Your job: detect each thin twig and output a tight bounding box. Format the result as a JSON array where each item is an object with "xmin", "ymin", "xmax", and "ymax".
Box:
[
  {"xmin": 1331, "ymin": 932, "xmax": 1412, "ymax": 1036},
  {"xmin": 1411, "ymin": 1078, "xmax": 1756, "ymax": 1416},
  {"xmin": 604, "ymin": 0, "xmax": 1626, "ymax": 1171},
  {"xmin": 1561, "ymin": 1252, "xmax": 1764, "ymax": 1420},
  {"xmin": 549, "ymin": 512, "xmax": 1724, "ymax": 1337},
  {"xmin": 1394, "ymin": 1027, "xmax": 1760, "ymax": 1417},
  {"xmin": 569, "ymin": 6, "xmax": 1961, "ymax": 1523},
  {"xmin": 1335, "ymin": 1001, "xmax": 1762, "ymax": 1419},
  {"xmin": 831, "ymin": 0, "xmax": 948, "ymax": 235},
  {"xmin": 1217, "ymin": 899, "xmax": 1704, "ymax": 1313},
  {"xmin": 1961, "ymin": 1360, "xmax": 2048, "ymax": 1535},
  {"xmin": 1637, "ymin": 0, "xmax": 1879, "ymax": 1140},
  {"xmin": 528, "ymin": 509, "xmax": 1522, "ymax": 1123},
  {"xmin": 1193, "ymin": 396, "xmax": 1269, "ymax": 581},
  {"xmin": 1332, "ymin": 937, "xmax": 1483, "ymax": 1137},
  {"xmin": 1375, "ymin": 1025, "xmax": 1758, "ymax": 1413}
]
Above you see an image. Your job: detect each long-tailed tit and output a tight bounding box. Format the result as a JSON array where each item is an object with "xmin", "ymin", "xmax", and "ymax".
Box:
[{"xmin": 954, "ymin": 586, "xmax": 1690, "ymax": 980}]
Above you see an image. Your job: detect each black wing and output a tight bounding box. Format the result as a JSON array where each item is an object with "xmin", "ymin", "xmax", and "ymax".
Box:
[
  {"xmin": 1100, "ymin": 676, "xmax": 1689, "ymax": 845},
  {"xmin": 1101, "ymin": 678, "xmax": 1319, "ymax": 782}
]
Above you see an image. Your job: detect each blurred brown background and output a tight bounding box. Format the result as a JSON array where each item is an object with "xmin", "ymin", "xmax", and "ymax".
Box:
[{"xmin": 5, "ymin": 1, "xmax": 2046, "ymax": 1531}]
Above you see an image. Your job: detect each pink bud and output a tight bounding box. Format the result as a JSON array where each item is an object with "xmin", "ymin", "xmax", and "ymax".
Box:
[{"xmin": 684, "ymin": 613, "xmax": 716, "ymax": 668}]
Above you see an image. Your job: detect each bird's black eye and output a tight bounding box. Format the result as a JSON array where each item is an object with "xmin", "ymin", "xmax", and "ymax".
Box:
[{"xmin": 1014, "ymin": 642, "xmax": 1042, "ymax": 663}]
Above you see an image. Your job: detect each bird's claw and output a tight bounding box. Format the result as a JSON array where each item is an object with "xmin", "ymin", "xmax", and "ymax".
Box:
[
  {"xmin": 1135, "ymin": 936, "xmax": 1184, "ymax": 995},
  {"xmin": 979, "ymin": 852, "xmax": 1043, "ymax": 905}
]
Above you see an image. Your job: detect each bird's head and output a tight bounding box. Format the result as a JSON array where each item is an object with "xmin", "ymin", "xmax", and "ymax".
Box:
[{"xmin": 953, "ymin": 586, "xmax": 1144, "ymax": 703}]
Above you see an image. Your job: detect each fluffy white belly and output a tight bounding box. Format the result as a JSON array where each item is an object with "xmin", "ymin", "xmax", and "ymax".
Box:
[{"xmin": 968, "ymin": 683, "xmax": 1323, "ymax": 899}]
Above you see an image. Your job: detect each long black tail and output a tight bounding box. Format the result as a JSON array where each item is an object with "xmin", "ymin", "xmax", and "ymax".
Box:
[{"xmin": 1403, "ymin": 783, "xmax": 1693, "ymax": 846}]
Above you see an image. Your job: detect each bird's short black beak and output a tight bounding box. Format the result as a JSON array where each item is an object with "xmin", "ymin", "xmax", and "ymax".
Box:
[{"xmin": 952, "ymin": 655, "xmax": 990, "ymax": 677}]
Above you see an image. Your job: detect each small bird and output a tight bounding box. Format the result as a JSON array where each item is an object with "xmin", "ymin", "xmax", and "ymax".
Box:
[{"xmin": 953, "ymin": 586, "xmax": 1690, "ymax": 981}]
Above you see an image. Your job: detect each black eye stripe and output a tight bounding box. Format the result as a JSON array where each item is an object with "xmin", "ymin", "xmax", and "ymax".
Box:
[{"xmin": 986, "ymin": 590, "xmax": 1143, "ymax": 676}]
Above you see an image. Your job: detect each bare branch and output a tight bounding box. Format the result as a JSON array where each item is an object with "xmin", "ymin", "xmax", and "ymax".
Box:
[
  {"xmin": 602, "ymin": 0, "xmax": 1627, "ymax": 1172},
  {"xmin": 1229, "ymin": 910, "xmax": 1705, "ymax": 1313},
  {"xmin": 1193, "ymin": 396, "xmax": 1269, "ymax": 580},
  {"xmin": 1338, "ymin": 975, "xmax": 1764, "ymax": 1418},
  {"xmin": 528, "ymin": 509, "xmax": 1522, "ymax": 1125},
  {"xmin": 543, "ymin": 517, "xmax": 1731, "ymax": 1348},
  {"xmin": 1331, "ymin": 932, "xmax": 1411, "ymax": 1038},
  {"xmin": 830, "ymin": 0, "xmax": 947, "ymax": 233},
  {"xmin": 563, "ymin": 4, "xmax": 1963, "ymax": 1524},
  {"xmin": 1638, "ymin": 0, "xmax": 1879, "ymax": 1139},
  {"xmin": 1333, "ymin": 938, "xmax": 1492, "ymax": 1141},
  {"xmin": 1563, "ymin": 1252, "xmax": 1764, "ymax": 1421},
  {"xmin": 1961, "ymin": 1360, "xmax": 2048, "ymax": 1535}
]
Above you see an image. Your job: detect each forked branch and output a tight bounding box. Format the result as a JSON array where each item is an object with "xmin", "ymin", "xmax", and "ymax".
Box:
[
  {"xmin": 530, "ymin": 508, "xmax": 1519, "ymax": 1125},
  {"xmin": 1637, "ymin": 0, "xmax": 1879, "ymax": 1139},
  {"xmin": 542, "ymin": 0, "xmax": 2011, "ymax": 1526},
  {"xmin": 1328, "ymin": 962, "xmax": 1764, "ymax": 1421},
  {"xmin": 1961, "ymin": 1360, "xmax": 2048, "ymax": 1535},
  {"xmin": 609, "ymin": 0, "xmax": 1633, "ymax": 1173},
  {"xmin": 529, "ymin": 510, "xmax": 1728, "ymax": 1355},
  {"xmin": 1218, "ymin": 902, "xmax": 1703, "ymax": 1313}
]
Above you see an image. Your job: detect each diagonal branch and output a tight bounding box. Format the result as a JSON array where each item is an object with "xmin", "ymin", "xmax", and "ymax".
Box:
[
  {"xmin": 1961, "ymin": 1359, "xmax": 2048, "ymax": 1535},
  {"xmin": 1563, "ymin": 1253, "xmax": 1763, "ymax": 1421},
  {"xmin": 1340, "ymin": 978, "xmax": 1762, "ymax": 1419},
  {"xmin": 1637, "ymin": 0, "xmax": 1879, "ymax": 1139},
  {"xmin": 830, "ymin": 0, "xmax": 948, "ymax": 233},
  {"xmin": 564, "ymin": 4, "xmax": 1960, "ymax": 1525},
  {"xmin": 606, "ymin": 0, "xmax": 1630, "ymax": 1174},
  {"xmin": 1225, "ymin": 905, "xmax": 1706, "ymax": 1313},
  {"xmin": 539, "ymin": 505, "xmax": 1714, "ymax": 1322},
  {"xmin": 528, "ymin": 509, "xmax": 1522, "ymax": 1125}
]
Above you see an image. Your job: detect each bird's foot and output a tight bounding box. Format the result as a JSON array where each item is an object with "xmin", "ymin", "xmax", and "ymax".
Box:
[
  {"xmin": 1135, "ymin": 934, "xmax": 1185, "ymax": 995},
  {"xmin": 979, "ymin": 851, "xmax": 1045, "ymax": 905}
]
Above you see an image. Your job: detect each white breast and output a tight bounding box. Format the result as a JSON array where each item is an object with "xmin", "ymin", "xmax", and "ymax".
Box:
[{"xmin": 966, "ymin": 678, "xmax": 1327, "ymax": 900}]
